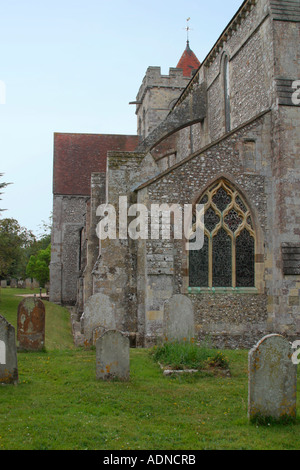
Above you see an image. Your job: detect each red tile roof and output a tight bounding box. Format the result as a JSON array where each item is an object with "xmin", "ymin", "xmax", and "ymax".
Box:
[
  {"xmin": 53, "ymin": 133, "xmax": 139, "ymax": 195},
  {"xmin": 176, "ymin": 41, "xmax": 201, "ymax": 77}
]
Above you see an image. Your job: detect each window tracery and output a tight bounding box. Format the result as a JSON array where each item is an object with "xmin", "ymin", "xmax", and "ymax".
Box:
[{"xmin": 189, "ymin": 179, "xmax": 255, "ymax": 288}]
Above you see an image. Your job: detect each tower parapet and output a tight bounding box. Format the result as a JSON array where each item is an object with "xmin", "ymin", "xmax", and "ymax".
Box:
[{"xmin": 131, "ymin": 43, "xmax": 200, "ymax": 139}]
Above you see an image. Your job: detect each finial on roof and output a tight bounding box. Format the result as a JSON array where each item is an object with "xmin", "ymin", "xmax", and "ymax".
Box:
[{"xmin": 184, "ymin": 17, "xmax": 192, "ymax": 42}]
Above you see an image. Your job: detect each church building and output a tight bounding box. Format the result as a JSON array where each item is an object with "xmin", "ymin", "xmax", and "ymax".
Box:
[{"xmin": 50, "ymin": 0, "xmax": 300, "ymax": 348}]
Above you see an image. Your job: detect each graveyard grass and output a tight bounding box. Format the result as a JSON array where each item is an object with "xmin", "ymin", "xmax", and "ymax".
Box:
[{"xmin": 0, "ymin": 289, "xmax": 299, "ymax": 450}]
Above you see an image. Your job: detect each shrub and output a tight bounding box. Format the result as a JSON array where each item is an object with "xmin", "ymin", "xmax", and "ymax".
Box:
[
  {"xmin": 151, "ymin": 339, "xmax": 229, "ymax": 371},
  {"xmin": 205, "ymin": 351, "xmax": 229, "ymax": 369}
]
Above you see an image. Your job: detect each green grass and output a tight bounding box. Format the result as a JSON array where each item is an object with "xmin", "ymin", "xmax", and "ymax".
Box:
[
  {"xmin": 0, "ymin": 287, "xmax": 299, "ymax": 450},
  {"xmin": 152, "ymin": 340, "xmax": 229, "ymax": 370},
  {"xmin": 0, "ymin": 287, "xmax": 74, "ymax": 350}
]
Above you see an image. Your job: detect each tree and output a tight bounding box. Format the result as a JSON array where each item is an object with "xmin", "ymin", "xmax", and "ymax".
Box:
[
  {"xmin": 0, "ymin": 218, "xmax": 35, "ymax": 279},
  {"xmin": 0, "ymin": 173, "xmax": 11, "ymax": 212},
  {"xmin": 26, "ymin": 244, "xmax": 51, "ymax": 287}
]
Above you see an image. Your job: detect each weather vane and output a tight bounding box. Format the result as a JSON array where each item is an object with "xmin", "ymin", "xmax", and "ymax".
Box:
[{"xmin": 184, "ymin": 17, "xmax": 192, "ymax": 43}]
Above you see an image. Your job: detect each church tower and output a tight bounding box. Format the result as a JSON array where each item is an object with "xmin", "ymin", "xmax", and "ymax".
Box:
[{"xmin": 132, "ymin": 42, "xmax": 200, "ymax": 140}]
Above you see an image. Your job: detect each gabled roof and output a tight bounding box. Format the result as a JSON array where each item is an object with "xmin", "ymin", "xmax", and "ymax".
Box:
[
  {"xmin": 176, "ymin": 41, "xmax": 201, "ymax": 77},
  {"xmin": 53, "ymin": 133, "xmax": 139, "ymax": 196}
]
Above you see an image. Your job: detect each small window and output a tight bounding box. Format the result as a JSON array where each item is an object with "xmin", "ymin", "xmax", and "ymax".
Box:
[
  {"xmin": 224, "ymin": 56, "xmax": 231, "ymax": 133},
  {"xmin": 189, "ymin": 179, "xmax": 255, "ymax": 288}
]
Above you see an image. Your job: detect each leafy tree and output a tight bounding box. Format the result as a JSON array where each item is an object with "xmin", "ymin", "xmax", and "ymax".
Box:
[
  {"xmin": 0, "ymin": 213, "xmax": 52, "ymax": 282},
  {"xmin": 0, "ymin": 218, "xmax": 35, "ymax": 279},
  {"xmin": 0, "ymin": 173, "xmax": 11, "ymax": 212},
  {"xmin": 26, "ymin": 244, "xmax": 51, "ymax": 287},
  {"xmin": 22, "ymin": 214, "xmax": 52, "ymax": 263}
]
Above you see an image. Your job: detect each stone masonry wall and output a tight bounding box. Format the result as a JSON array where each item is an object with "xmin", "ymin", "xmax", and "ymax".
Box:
[
  {"xmin": 92, "ymin": 152, "xmax": 145, "ymax": 339},
  {"xmin": 135, "ymin": 67, "xmax": 191, "ymax": 138},
  {"xmin": 190, "ymin": 0, "xmax": 273, "ymax": 148},
  {"xmin": 268, "ymin": 12, "xmax": 300, "ymax": 337},
  {"xmin": 50, "ymin": 194, "xmax": 88, "ymax": 305},
  {"xmin": 136, "ymin": 113, "xmax": 273, "ymax": 347}
]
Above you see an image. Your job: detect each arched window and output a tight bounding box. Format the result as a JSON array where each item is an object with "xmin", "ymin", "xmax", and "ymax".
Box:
[
  {"xmin": 224, "ymin": 56, "xmax": 231, "ymax": 133},
  {"xmin": 189, "ymin": 179, "xmax": 255, "ymax": 288},
  {"xmin": 142, "ymin": 109, "xmax": 146, "ymax": 139}
]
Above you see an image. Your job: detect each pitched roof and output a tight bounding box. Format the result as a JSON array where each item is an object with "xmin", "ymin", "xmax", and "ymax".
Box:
[
  {"xmin": 176, "ymin": 41, "xmax": 201, "ymax": 77},
  {"xmin": 53, "ymin": 133, "xmax": 139, "ymax": 195}
]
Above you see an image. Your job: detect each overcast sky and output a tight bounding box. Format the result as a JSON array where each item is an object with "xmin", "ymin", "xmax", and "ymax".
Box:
[{"xmin": 0, "ymin": 0, "xmax": 242, "ymax": 236}]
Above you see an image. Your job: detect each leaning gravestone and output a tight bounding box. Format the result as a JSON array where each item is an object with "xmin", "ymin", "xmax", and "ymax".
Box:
[
  {"xmin": 248, "ymin": 334, "xmax": 297, "ymax": 422},
  {"xmin": 17, "ymin": 297, "xmax": 45, "ymax": 351},
  {"xmin": 96, "ymin": 330, "xmax": 130, "ymax": 381},
  {"xmin": 163, "ymin": 294, "xmax": 195, "ymax": 342},
  {"xmin": 82, "ymin": 293, "xmax": 116, "ymax": 346},
  {"xmin": 0, "ymin": 315, "xmax": 18, "ymax": 385}
]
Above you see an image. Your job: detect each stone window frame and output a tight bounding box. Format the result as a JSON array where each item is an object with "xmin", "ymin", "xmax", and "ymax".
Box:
[{"xmin": 183, "ymin": 176, "xmax": 265, "ymax": 294}]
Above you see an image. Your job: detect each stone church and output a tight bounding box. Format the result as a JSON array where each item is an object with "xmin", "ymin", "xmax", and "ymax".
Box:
[{"xmin": 50, "ymin": 0, "xmax": 300, "ymax": 348}]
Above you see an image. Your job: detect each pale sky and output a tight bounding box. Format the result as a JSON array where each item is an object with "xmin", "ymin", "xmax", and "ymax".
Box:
[{"xmin": 0, "ymin": 0, "xmax": 242, "ymax": 236}]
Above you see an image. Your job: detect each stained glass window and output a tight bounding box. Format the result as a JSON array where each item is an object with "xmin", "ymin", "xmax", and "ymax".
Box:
[
  {"xmin": 236, "ymin": 229, "xmax": 255, "ymax": 287},
  {"xmin": 205, "ymin": 207, "xmax": 220, "ymax": 233},
  {"xmin": 224, "ymin": 209, "xmax": 243, "ymax": 233},
  {"xmin": 189, "ymin": 235, "xmax": 209, "ymax": 287},
  {"xmin": 212, "ymin": 228, "xmax": 232, "ymax": 287},
  {"xmin": 189, "ymin": 180, "xmax": 255, "ymax": 288},
  {"xmin": 212, "ymin": 187, "xmax": 231, "ymax": 212}
]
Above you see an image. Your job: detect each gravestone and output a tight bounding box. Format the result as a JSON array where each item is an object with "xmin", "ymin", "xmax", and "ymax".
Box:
[
  {"xmin": 82, "ymin": 293, "xmax": 116, "ymax": 346},
  {"xmin": 1, "ymin": 280, "xmax": 7, "ymax": 288},
  {"xmin": 0, "ymin": 315, "xmax": 18, "ymax": 385},
  {"xmin": 248, "ymin": 334, "xmax": 297, "ymax": 422},
  {"xmin": 163, "ymin": 294, "xmax": 195, "ymax": 342},
  {"xmin": 96, "ymin": 330, "xmax": 130, "ymax": 381},
  {"xmin": 17, "ymin": 297, "xmax": 45, "ymax": 351},
  {"xmin": 10, "ymin": 279, "xmax": 17, "ymax": 288}
]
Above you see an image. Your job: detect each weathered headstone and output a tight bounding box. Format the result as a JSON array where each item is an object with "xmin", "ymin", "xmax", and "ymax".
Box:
[
  {"xmin": 17, "ymin": 297, "xmax": 45, "ymax": 351},
  {"xmin": 163, "ymin": 294, "xmax": 195, "ymax": 342},
  {"xmin": 0, "ymin": 315, "xmax": 18, "ymax": 385},
  {"xmin": 96, "ymin": 330, "xmax": 130, "ymax": 381},
  {"xmin": 1, "ymin": 280, "xmax": 7, "ymax": 288},
  {"xmin": 82, "ymin": 293, "xmax": 116, "ymax": 346},
  {"xmin": 248, "ymin": 334, "xmax": 297, "ymax": 422}
]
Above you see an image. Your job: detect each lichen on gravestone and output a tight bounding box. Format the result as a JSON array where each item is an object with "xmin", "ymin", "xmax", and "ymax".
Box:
[{"xmin": 248, "ymin": 334, "xmax": 297, "ymax": 423}]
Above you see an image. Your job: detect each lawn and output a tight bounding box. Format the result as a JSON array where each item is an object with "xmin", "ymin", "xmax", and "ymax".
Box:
[{"xmin": 0, "ymin": 287, "xmax": 299, "ymax": 450}]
